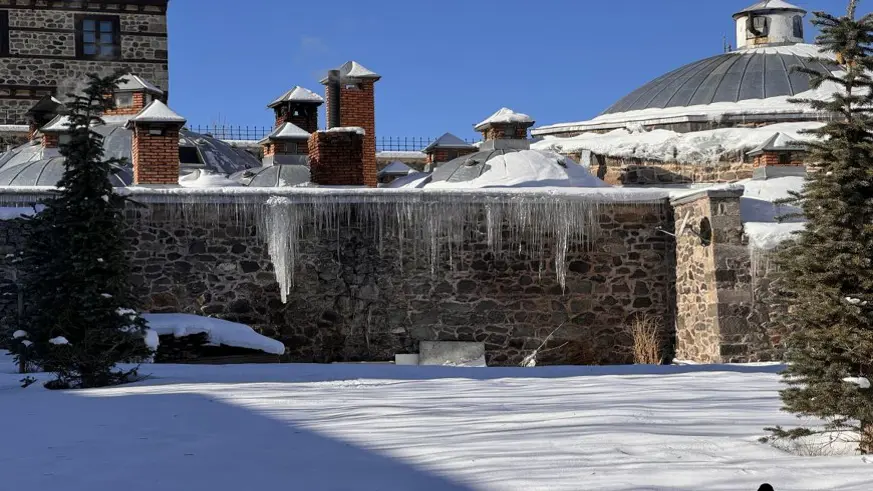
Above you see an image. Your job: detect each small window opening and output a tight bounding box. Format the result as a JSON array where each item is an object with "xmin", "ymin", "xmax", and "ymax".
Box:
[
  {"xmin": 747, "ymin": 15, "xmax": 770, "ymax": 38},
  {"xmin": 115, "ymin": 93, "xmax": 133, "ymax": 108},
  {"xmin": 699, "ymin": 218, "xmax": 713, "ymax": 247},
  {"xmin": 779, "ymin": 153, "xmax": 791, "ymax": 165}
]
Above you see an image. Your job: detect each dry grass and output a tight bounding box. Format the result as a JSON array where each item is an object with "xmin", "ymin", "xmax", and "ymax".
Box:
[{"xmin": 630, "ymin": 314, "xmax": 663, "ymax": 365}]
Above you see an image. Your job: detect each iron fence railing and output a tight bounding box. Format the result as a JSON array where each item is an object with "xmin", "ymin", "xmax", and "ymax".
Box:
[{"xmin": 188, "ymin": 125, "xmax": 477, "ymax": 152}]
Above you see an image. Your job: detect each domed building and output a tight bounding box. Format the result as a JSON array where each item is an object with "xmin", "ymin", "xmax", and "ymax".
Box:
[
  {"xmin": 532, "ymin": 0, "xmax": 837, "ymax": 186},
  {"xmin": 394, "ymin": 108, "xmax": 608, "ymax": 189}
]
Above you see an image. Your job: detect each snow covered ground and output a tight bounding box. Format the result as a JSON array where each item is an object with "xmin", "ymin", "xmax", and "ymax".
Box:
[{"xmin": 1, "ymin": 357, "xmax": 870, "ymax": 491}]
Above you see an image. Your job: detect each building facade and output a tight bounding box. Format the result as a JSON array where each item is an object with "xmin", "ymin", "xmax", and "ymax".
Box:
[{"xmin": 0, "ymin": 0, "xmax": 169, "ymax": 127}]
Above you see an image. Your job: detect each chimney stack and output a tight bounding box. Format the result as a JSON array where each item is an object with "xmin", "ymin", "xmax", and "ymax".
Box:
[
  {"xmin": 321, "ymin": 61, "xmax": 381, "ymax": 186},
  {"xmin": 308, "ymin": 127, "xmax": 374, "ymax": 187},
  {"xmin": 105, "ymin": 74, "xmax": 164, "ymax": 117},
  {"xmin": 423, "ymin": 132, "xmax": 478, "ymax": 168},
  {"xmin": 474, "ymin": 108, "xmax": 535, "ymax": 151},
  {"xmin": 267, "ymin": 86, "xmax": 324, "ymax": 133},
  {"xmin": 125, "ymin": 100, "xmax": 186, "ymax": 185}
]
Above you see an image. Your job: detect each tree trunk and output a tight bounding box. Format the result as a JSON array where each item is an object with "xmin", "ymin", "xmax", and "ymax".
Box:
[{"xmin": 862, "ymin": 421, "xmax": 873, "ymax": 455}]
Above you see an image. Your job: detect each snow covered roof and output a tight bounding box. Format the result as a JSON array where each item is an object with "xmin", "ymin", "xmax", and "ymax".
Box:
[
  {"xmin": 423, "ymin": 133, "xmax": 476, "ymax": 152},
  {"xmin": 734, "ymin": 0, "xmax": 806, "ymax": 18},
  {"xmin": 39, "ymin": 115, "xmax": 71, "ymax": 133},
  {"xmin": 320, "ymin": 61, "xmax": 381, "ymax": 83},
  {"xmin": 532, "ymin": 122, "xmax": 821, "ymax": 164},
  {"xmin": 427, "ymin": 148, "xmax": 608, "ymax": 189},
  {"xmin": 378, "ymin": 161, "xmax": 413, "ymax": 177},
  {"xmin": 376, "ymin": 151, "xmax": 427, "ymax": 162},
  {"xmin": 746, "ymin": 132, "xmax": 807, "ymax": 156},
  {"xmin": 258, "ymin": 122, "xmax": 310, "ymax": 144},
  {"xmin": 267, "ymin": 86, "xmax": 324, "ymax": 108},
  {"xmin": 475, "ymin": 108, "xmax": 534, "ymax": 131},
  {"xmin": 127, "ymin": 100, "xmax": 186, "ymax": 124},
  {"xmin": 117, "ymin": 74, "xmax": 164, "ymax": 95},
  {"xmin": 533, "ymin": 44, "xmax": 838, "ymax": 136}
]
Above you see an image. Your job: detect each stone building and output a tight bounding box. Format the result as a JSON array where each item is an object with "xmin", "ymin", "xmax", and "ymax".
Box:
[{"xmin": 0, "ymin": 0, "xmax": 169, "ymax": 145}]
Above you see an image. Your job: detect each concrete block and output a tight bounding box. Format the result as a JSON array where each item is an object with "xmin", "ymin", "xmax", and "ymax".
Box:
[{"xmin": 419, "ymin": 341, "xmax": 486, "ymax": 367}]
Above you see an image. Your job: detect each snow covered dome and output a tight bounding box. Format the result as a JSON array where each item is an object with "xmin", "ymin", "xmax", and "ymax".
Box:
[
  {"xmin": 533, "ymin": 1, "xmax": 840, "ymax": 137},
  {"xmin": 0, "ymin": 123, "xmax": 260, "ymax": 187},
  {"xmin": 425, "ymin": 148, "xmax": 608, "ymax": 188}
]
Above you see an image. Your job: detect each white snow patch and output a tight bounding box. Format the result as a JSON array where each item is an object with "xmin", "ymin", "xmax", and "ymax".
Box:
[
  {"xmin": 101, "ymin": 293, "xmax": 113, "ymax": 299},
  {"xmin": 12, "ymin": 330, "xmax": 27, "ymax": 339},
  {"xmin": 179, "ymin": 170, "xmax": 241, "ymax": 188},
  {"xmin": 377, "ymin": 151, "xmax": 427, "ymax": 161},
  {"xmin": 322, "ymin": 127, "xmax": 365, "ymax": 136},
  {"xmin": 142, "ymin": 313, "xmax": 285, "ymax": 355},
  {"xmin": 843, "ymin": 377, "xmax": 871, "ymax": 389},
  {"xmin": 143, "ymin": 329, "xmax": 159, "ymax": 351},
  {"xmin": 475, "ymin": 108, "xmax": 533, "ymax": 131},
  {"xmin": 49, "ymin": 336, "xmax": 69, "ymax": 345},
  {"xmin": 20, "ymin": 340, "xmax": 32, "ymax": 347},
  {"xmin": 0, "ymin": 207, "xmax": 37, "ymax": 220},
  {"xmin": 743, "ymin": 222, "xmax": 805, "ymax": 250}
]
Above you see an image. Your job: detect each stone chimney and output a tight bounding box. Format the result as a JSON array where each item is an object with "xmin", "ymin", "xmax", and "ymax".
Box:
[
  {"xmin": 321, "ymin": 61, "xmax": 380, "ymax": 184},
  {"xmin": 733, "ymin": 0, "xmax": 806, "ymax": 50},
  {"xmin": 267, "ymin": 86, "xmax": 324, "ymax": 133},
  {"xmin": 474, "ymin": 108, "xmax": 535, "ymax": 151},
  {"xmin": 308, "ymin": 127, "xmax": 373, "ymax": 187},
  {"xmin": 747, "ymin": 132, "xmax": 807, "ymax": 179},
  {"xmin": 105, "ymin": 74, "xmax": 165, "ymax": 117},
  {"xmin": 260, "ymin": 122, "xmax": 311, "ymax": 166},
  {"xmin": 125, "ymin": 100, "xmax": 186, "ymax": 185},
  {"xmin": 423, "ymin": 132, "xmax": 477, "ymax": 168}
]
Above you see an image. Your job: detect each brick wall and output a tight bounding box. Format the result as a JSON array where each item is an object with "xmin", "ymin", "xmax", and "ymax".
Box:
[
  {"xmin": 131, "ymin": 125, "xmax": 179, "ymax": 185},
  {"xmin": 0, "ymin": 2, "xmax": 169, "ymax": 125},
  {"xmin": 275, "ymin": 105, "xmax": 319, "ymax": 134},
  {"xmin": 309, "ymin": 130, "xmax": 375, "ymax": 187},
  {"xmin": 753, "ymin": 152, "xmax": 803, "ymax": 167},
  {"xmin": 104, "ymin": 92, "xmax": 148, "ymax": 116},
  {"xmin": 326, "ymin": 80, "xmax": 377, "ymax": 183},
  {"xmin": 482, "ymin": 125, "xmax": 529, "ymax": 141},
  {"xmin": 426, "ymin": 147, "xmax": 477, "ymax": 165},
  {"xmin": 42, "ymin": 132, "xmax": 59, "ymax": 148}
]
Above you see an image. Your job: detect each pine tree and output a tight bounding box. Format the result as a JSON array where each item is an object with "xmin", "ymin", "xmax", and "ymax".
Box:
[
  {"xmin": 18, "ymin": 72, "xmax": 152, "ymax": 389},
  {"xmin": 769, "ymin": 0, "xmax": 873, "ymax": 454}
]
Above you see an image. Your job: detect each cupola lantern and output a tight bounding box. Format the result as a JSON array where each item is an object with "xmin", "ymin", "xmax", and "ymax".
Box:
[{"xmin": 733, "ymin": 0, "xmax": 806, "ymax": 49}]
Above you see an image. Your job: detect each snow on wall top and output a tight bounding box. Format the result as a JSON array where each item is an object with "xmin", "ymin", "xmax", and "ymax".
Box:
[
  {"xmin": 531, "ymin": 121, "xmax": 822, "ymax": 164},
  {"xmin": 267, "ymin": 86, "xmax": 325, "ymax": 108},
  {"xmin": 128, "ymin": 100, "xmax": 186, "ymax": 124},
  {"xmin": 259, "ymin": 122, "xmax": 310, "ymax": 143},
  {"xmin": 322, "ymin": 127, "xmax": 365, "ymax": 135},
  {"xmin": 377, "ymin": 151, "xmax": 427, "ymax": 161},
  {"xmin": 142, "ymin": 313, "xmax": 285, "ymax": 355},
  {"xmin": 475, "ymin": 108, "xmax": 534, "ymax": 131}
]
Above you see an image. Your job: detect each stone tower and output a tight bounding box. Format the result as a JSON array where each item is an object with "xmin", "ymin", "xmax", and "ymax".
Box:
[
  {"xmin": 321, "ymin": 61, "xmax": 380, "ymax": 186},
  {"xmin": 733, "ymin": 0, "xmax": 806, "ymax": 49},
  {"xmin": 0, "ymin": 0, "xmax": 170, "ymax": 127}
]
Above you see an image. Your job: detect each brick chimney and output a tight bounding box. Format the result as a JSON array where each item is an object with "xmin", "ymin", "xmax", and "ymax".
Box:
[
  {"xmin": 125, "ymin": 100, "xmax": 186, "ymax": 185},
  {"xmin": 105, "ymin": 74, "xmax": 165, "ymax": 117},
  {"xmin": 26, "ymin": 95, "xmax": 64, "ymax": 141},
  {"xmin": 267, "ymin": 86, "xmax": 324, "ymax": 133},
  {"xmin": 308, "ymin": 128, "xmax": 373, "ymax": 187},
  {"xmin": 39, "ymin": 114, "xmax": 71, "ymax": 155},
  {"xmin": 321, "ymin": 61, "xmax": 380, "ymax": 184},
  {"xmin": 423, "ymin": 132, "xmax": 477, "ymax": 167},
  {"xmin": 260, "ymin": 122, "xmax": 311, "ymax": 165},
  {"xmin": 747, "ymin": 132, "xmax": 807, "ymax": 180},
  {"xmin": 475, "ymin": 108, "xmax": 535, "ymax": 142}
]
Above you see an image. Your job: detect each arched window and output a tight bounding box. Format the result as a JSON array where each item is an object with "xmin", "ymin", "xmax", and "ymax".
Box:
[{"xmin": 747, "ymin": 15, "xmax": 770, "ymax": 38}]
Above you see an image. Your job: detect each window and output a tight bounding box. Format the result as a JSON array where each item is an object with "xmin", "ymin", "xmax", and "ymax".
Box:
[
  {"xmin": 779, "ymin": 153, "xmax": 791, "ymax": 165},
  {"xmin": 747, "ymin": 15, "xmax": 769, "ymax": 38},
  {"xmin": 115, "ymin": 93, "xmax": 133, "ymax": 108},
  {"xmin": 76, "ymin": 15, "xmax": 120, "ymax": 60},
  {"xmin": 792, "ymin": 15, "xmax": 804, "ymax": 39},
  {"xmin": 0, "ymin": 11, "xmax": 8, "ymax": 56}
]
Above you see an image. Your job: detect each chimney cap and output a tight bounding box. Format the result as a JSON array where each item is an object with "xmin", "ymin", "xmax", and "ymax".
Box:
[
  {"xmin": 26, "ymin": 95, "xmax": 65, "ymax": 117},
  {"xmin": 320, "ymin": 61, "xmax": 381, "ymax": 84},
  {"xmin": 746, "ymin": 132, "xmax": 807, "ymax": 156},
  {"xmin": 423, "ymin": 132, "xmax": 477, "ymax": 153},
  {"xmin": 474, "ymin": 108, "xmax": 534, "ymax": 132},
  {"xmin": 116, "ymin": 74, "xmax": 165, "ymax": 96},
  {"xmin": 267, "ymin": 86, "xmax": 325, "ymax": 109},
  {"xmin": 733, "ymin": 0, "xmax": 806, "ymax": 19},
  {"xmin": 258, "ymin": 122, "xmax": 311, "ymax": 144},
  {"xmin": 126, "ymin": 100, "xmax": 186, "ymax": 127},
  {"xmin": 39, "ymin": 114, "xmax": 72, "ymax": 133}
]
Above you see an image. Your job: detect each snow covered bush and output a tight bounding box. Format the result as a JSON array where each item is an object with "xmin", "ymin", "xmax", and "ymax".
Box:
[{"xmin": 17, "ymin": 73, "xmax": 152, "ymax": 389}]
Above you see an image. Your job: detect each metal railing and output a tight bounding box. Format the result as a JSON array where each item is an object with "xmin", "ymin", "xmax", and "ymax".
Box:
[{"xmin": 187, "ymin": 125, "xmax": 477, "ymax": 152}]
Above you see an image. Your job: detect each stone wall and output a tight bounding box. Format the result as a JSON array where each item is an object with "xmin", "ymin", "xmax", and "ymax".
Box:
[
  {"xmin": 0, "ymin": 195, "xmax": 677, "ymax": 366},
  {"xmin": 593, "ymin": 156, "xmax": 757, "ymax": 185},
  {"xmin": 0, "ymin": 1, "xmax": 169, "ymax": 125},
  {"xmin": 673, "ymin": 189, "xmax": 789, "ymax": 363}
]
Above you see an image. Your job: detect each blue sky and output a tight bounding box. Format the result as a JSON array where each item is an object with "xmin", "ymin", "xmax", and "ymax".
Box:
[{"xmin": 167, "ymin": 0, "xmax": 856, "ymax": 140}]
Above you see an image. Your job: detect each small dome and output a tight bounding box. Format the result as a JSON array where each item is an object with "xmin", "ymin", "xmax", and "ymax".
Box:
[
  {"xmin": 428, "ymin": 148, "xmax": 608, "ymax": 188},
  {"xmin": 0, "ymin": 123, "xmax": 261, "ymax": 187},
  {"xmin": 603, "ymin": 44, "xmax": 836, "ymax": 115}
]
